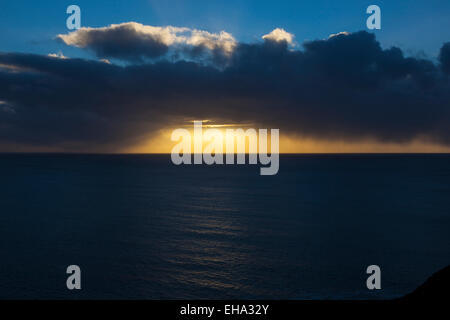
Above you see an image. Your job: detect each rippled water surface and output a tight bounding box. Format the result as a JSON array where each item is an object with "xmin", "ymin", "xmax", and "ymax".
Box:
[{"xmin": 0, "ymin": 154, "xmax": 449, "ymax": 299}]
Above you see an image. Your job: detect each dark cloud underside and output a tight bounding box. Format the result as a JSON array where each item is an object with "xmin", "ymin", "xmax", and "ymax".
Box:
[{"xmin": 1, "ymin": 31, "xmax": 450, "ymax": 152}]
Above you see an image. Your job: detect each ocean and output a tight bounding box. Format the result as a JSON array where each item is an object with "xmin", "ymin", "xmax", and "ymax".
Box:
[{"xmin": 0, "ymin": 154, "xmax": 449, "ymax": 299}]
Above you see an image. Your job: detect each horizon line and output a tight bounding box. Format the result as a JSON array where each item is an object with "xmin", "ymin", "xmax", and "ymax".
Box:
[{"xmin": 1, "ymin": 152, "xmax": 450, "ymax": 155}]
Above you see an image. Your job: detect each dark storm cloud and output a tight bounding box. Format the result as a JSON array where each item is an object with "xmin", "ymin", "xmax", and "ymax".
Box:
[
  {"xmin": 1, "ymin": 30, "xmax": 450, "ymax": 151},
  {"xmin": 57, "ymin": 23, "xmax": 170, "ymax": 61},
  {"xmin": 439, "ymin": 42, "xmax": 450, "ymax": 74}
]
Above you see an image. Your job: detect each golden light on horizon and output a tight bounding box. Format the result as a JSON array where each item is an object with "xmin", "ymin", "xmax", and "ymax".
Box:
[{"xmin": 122, "ymin": 122, "xmax": 450, "ymax": 154}]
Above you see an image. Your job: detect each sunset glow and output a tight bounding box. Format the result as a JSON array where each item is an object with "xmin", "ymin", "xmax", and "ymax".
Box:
[{"xmin": 124, "ymin": 126, "xmax": 450, "ymax": 154}]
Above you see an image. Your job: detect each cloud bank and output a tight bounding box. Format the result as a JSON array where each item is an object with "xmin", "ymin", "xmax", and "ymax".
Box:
[
  {"xmin": 57, "ymin": 22, "xmax": 236, "ymax": 63},
  {"xmin": 1, "ymin": 24, "xmax": 450, "ymax": 152},
  {"xmin": 262, "ymin": 28, "xmax": 294, "ymax": 44}
]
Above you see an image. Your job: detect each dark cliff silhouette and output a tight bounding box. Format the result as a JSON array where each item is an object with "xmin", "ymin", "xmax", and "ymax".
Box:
[{"xmin": 401, "ymin": 265, "xmax": 450, "ymax": 301}]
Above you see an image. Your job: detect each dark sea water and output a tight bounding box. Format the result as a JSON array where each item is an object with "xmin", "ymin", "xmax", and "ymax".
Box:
[{"xmin": 0, "ymin": 154, "xmax": 449, "ymax": 299}]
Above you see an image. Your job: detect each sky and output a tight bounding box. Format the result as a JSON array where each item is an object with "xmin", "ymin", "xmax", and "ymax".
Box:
[
  {"xmin": 1, "ymin": 0, "xmax": 450, "ymax": 153},
  {"xmin": 2, "ymin": 0, "xmax": 450, "ymax": 57}
]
